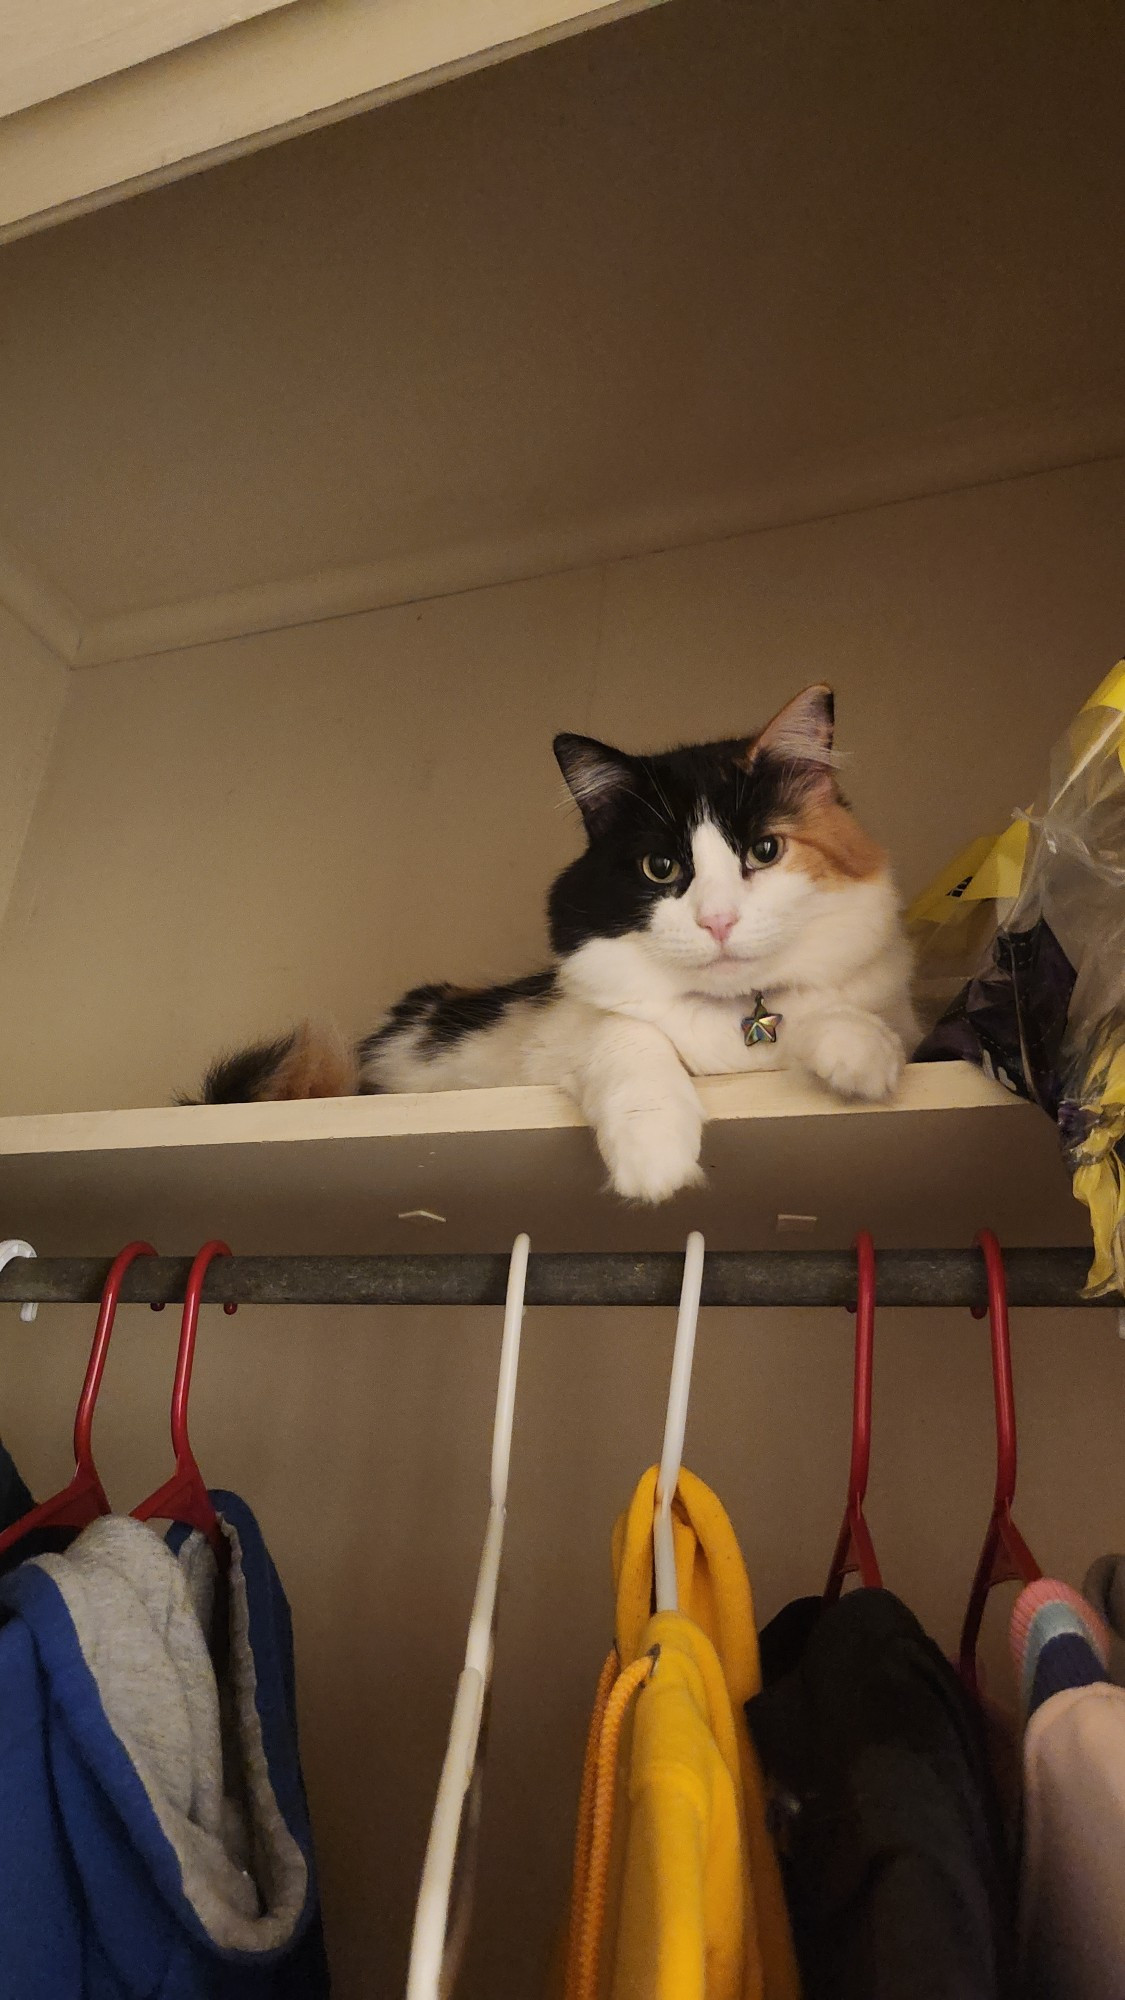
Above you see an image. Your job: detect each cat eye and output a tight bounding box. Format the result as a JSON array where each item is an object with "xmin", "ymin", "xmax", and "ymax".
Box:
[
  {"xmin": 746, "ymin": 834, "xmax": 784, "ymax": 868},
  {"xmin": 641, "ymin": 854, "xmax": 682, "ymax": 884}
]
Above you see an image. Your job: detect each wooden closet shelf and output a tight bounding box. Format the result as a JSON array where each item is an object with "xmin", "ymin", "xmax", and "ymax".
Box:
[{"xmin": 0, "ymin": 1064, "xmax": 1082, "ymax": 1258}]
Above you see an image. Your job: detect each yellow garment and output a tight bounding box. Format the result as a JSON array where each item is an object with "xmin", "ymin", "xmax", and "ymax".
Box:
[
  {"xmin": 563, "ymin": 1467, "xmax": 800, "ymax": 2000},
  {"xmin": 1068, "ymin": 1015, "xmax": 1125, "ymax": 1295}
]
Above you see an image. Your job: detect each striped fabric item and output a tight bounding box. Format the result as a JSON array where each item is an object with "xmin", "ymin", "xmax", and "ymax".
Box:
[{"xmin": 1010, "ymin": 1579, "xmax": 1112, "ymax": 1720}]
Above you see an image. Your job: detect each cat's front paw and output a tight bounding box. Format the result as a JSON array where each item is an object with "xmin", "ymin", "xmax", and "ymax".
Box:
[
  {"xmin": 803, "ymin": 1011, "xmax": 905, "ymax": 1103},
  {"xmin": 599, "ymin": 1100, "xmax": 705, "ymax": 1204}
]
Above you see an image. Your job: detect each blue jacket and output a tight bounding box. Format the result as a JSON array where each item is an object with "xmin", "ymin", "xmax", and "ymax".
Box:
[{"xmin": 0, "ymin": 1490, "xmax": 329, "ymax": 1999}]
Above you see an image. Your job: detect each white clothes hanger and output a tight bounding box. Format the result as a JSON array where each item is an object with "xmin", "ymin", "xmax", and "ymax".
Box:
[
  {"xmin": 406, "ymin": 1231, "xmax": 530, "ymax": 2000},
  {"xmin": 0, "ymin": 1240, "xmax": 39, "ymax": 1324},
  {"xmin": 653, "ymin": 1230, "xmax": 706, "ymax": 1614}
]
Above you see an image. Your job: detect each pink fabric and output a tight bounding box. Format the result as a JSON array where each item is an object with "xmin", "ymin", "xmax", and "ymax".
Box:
[
  {"xmin": 1010, "ymin": 1579, "xmax": 1109, "ymax": 1671},
  {"xmin": 1020, "ymin": 1681, "xmax": 1125, "ymax": 1999}
]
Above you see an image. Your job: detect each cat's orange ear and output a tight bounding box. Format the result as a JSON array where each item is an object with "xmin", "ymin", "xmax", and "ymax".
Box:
[
  {"xmin": 554, "ymin": 733, "xmax": 634, "ymax": 835},
  {"xmin": 749, "ymin": 684, "xmax": 835, "ymax": 769}
]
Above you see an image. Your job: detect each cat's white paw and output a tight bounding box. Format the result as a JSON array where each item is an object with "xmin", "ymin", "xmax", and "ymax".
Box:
[
  {"xmin": 804, "ymin": 1011, "xmax": 904, "ymax": 1102},
  {"xmin": 599, "ymin": 1101, "xmax": 705, "ymax": 1204}
]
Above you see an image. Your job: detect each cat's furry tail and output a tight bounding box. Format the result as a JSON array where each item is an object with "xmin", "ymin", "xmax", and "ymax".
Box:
[{"xmin": 182, "ymin": 1021, "xmax": 360, "ymax": 1103}]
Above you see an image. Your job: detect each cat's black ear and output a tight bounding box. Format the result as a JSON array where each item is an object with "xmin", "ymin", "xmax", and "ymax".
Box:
[
  {"xmin": 554, "ymin": 733, "xmax": 634, "ymax": 835},
  {"xmin": 751, "ymin": 684, "xmax": 835, "ymax": 768}
]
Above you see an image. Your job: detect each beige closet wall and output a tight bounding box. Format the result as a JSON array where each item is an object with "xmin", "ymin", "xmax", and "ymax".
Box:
[
  {"xmin": 0, "ymin": 602, "xmax": 67, "ymax": 934},
  {"xmin": 2, "ymin": 452, "xmax": 1124, "ymax": 1113},
  {"xmin": 1, "ymin": 454, "xmax": 1124, "ymax": 1995}
]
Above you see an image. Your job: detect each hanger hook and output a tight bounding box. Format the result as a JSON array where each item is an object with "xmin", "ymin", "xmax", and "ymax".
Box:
[
  {"xmin": 958, "ymin": 1229, "xmax": 1041, "ymax": 1696},
  {"xmin": 654, "ymin": 1231, "xmax": 706, "ymax": 1615},
  {"xmin": 489, "ymin": 1233, "xmax": 530, "ymax": 1511},
  {"xmin": 974, "ymin": 1228, "xmax": 1017, "ymax": 1506},
  {"xmin": 0, "ymin": 1239, "xmax": 39, "ymax": 1324},
  {"xmin": 170, "ymin": 1241, "xmax": 235, "ymax": 1459},
  {"xmin": 825, "ymin": 1230, "xmax": 882, "ymax": 1600},
  {"xmin": 73, "ymin": 1241, "xmax": 158, "ymax": 1471}
]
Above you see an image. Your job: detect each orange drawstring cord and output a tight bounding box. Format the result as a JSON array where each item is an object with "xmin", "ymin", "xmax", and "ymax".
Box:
[
  {"xmin": 564, "ymin": 1648, "xmax": 618, "ymax": 1988},
  {"xmin": 564, "ymin": 1649, "xmax": 658, "ymax": 2000}
]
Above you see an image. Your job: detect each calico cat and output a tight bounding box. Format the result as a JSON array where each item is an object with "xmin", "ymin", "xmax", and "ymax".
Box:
[{"xmin": 193, "ymin": 685, "xmax": 917, "ymax": 1202}]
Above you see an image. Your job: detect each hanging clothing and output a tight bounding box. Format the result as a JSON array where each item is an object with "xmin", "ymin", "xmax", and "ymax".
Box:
[
  {"xmin": 1018, "ymin": 1681, "xmax": 1125, "ymax": 2000},
  {"xmin": 0, "ymin": 1490, "xmax": 328, "ymax": 2000},
  {"xmin": 568, "ymin": 1611, "xmax": 746, "ymax": 2000},
  {"xmin": 0, "ymin": 1435, "xmax": 33, "ymax": 1530},
  {"xmin": 563, "ymin": 1465, "xmax": 800, "ymax": 2000},
  {"xmin": 747, "ymin": 1590, "xmax": 1015, "ymax": 2000},
  {"xmin": 1082, "ymin": 1552, "xmax": 1125, "ymax": 1686},
  {"xmin": 1009, "ymin": 1577, "xmax": 1111, "ymax": 1717}
]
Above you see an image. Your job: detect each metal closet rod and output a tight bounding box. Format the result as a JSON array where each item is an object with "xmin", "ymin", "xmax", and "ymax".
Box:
[{"xmin": 0, "ymin": 1248, "xmax": 1109, "ymax": 1309}]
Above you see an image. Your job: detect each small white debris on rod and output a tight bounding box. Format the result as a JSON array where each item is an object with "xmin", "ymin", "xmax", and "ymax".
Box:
[
  {"xmin": 775, "ymin": 1214, "xmax": 818, "ymax": 1231},
  {"xmin": 398, "ymin": 1209, "xmax": 448, "ymax": 1224}
]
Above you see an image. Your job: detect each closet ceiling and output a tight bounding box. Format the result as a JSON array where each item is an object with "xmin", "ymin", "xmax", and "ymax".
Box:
[{"xmin": 0, "ymin": 0, "xmax": 1122, "ymax": 666}]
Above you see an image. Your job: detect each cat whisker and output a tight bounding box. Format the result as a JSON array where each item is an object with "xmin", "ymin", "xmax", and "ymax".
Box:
[{"xmin": 644, "ymin": 767, "xmax": 676, "ymax": 829}]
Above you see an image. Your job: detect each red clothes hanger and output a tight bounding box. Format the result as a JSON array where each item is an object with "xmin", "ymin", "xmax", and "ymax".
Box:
[
  {"xmin": 132, "ymin": 1239, "xmax": 235, "ymax": 1560},
  {"xmin": 958, "ymin": 1228, "xmax": 1041, "ymax": 1697},
  {"xmin": 0, "ymin": 1240, "xmax": 160, "ymax": 1560},
  {"xmin": 824, "ymin": 1230, "xmax": 882, "ymax": 1601}
]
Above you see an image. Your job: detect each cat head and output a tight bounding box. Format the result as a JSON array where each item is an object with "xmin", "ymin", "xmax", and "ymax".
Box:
[{"xmin": 548, "ymin": 685, "xmax": 889, "ymax": 994}]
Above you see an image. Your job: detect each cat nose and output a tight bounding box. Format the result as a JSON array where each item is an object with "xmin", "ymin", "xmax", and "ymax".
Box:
[{"xmin": 698, "ymin": 910, "xmax": 737, "ymax": 944}]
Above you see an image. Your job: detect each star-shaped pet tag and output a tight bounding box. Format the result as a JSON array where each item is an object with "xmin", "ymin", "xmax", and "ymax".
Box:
[{"xmin": 741, "ymin": 994, "xmax": 782, "ymax": 1047}]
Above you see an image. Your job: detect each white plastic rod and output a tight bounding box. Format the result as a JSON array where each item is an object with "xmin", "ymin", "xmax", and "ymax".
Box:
[
  {"xmin": 406, "ymin": 1231, "xmax": 530, "ymax": 2000},
  {"xmin": 654, "ymin": 1231, "xmax": 706, "ymax": 1614},
  {"xmin": 0, "ymin": 1240, "xmax": 38, "ymax": 1323}
]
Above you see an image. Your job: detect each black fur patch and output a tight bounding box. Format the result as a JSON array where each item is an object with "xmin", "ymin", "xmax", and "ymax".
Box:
[
  {"xmin": 184, "ymin": 1033, "xmax": 297, "ymax": 1105},
  {"xmin": 360, "ymin": 969, "xmax": 557, "ymax": 1060},
  {"xmin": 377, "ymin": 983, "xmax": 456, "ymax": 1028},
  {"xmin": 548, "ymin": 737, "xmax": 833, "ymax": 956}
]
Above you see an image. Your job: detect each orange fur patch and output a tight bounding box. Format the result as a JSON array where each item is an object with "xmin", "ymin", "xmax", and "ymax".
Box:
[
  {"xmin": 266, "ymin": 1021, "xmax": 357, "ymax": 1098},
  {"xmin": 783, "ymin": 802, "xmax": 886, "ymax": 884}
]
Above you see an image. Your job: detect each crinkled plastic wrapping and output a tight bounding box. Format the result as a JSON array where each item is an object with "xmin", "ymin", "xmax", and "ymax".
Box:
[{"xmin": 910, "ymin": 662, "xmax": 1125, "ymax": 1296}]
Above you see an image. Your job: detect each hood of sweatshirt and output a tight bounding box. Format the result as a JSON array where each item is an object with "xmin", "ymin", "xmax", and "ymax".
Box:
[{"xmin": 0, "ymin": 1493, "xmax": 318, "ymax": 1963}]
